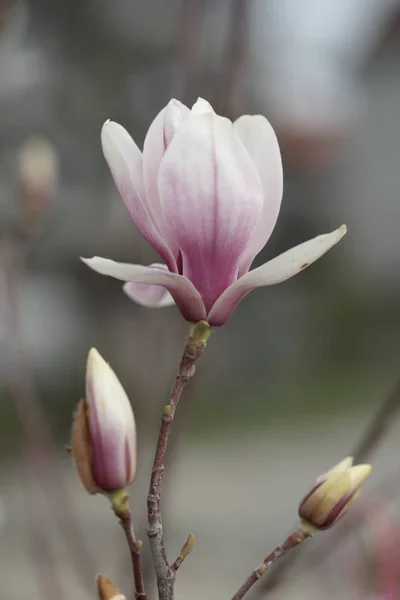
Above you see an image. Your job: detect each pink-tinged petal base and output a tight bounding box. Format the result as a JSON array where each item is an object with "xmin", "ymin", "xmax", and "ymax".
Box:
[
  {"xmin": 86, "ymin": 348, "xmax": 137, "ymax": 491},
  {"xmin": 158, "ymin": 111, "xmax": 263, "ymax": 311},
  {"xmin": 123, "ymin": 263, "xmax": 175, "ymax": 308},
  {"xmin": 82, "ymin": 257, "xmax": 205, "ymax": 322},
  {"xmin": 207, "ymin": 225, "xmax": 347, "ymax": 326}
]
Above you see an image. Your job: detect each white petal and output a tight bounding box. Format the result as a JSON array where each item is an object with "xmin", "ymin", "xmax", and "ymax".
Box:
[
  {"xmin": 142, "ymin": 102, "xmax": 189, "ymax": 252},
  {"xmin": 123, "ymin": 263, "xmax": 175, "ymax": 308},
  {"xmin": 82, "ymin": 257, "xmax": 205, "ymax": 322},
  {"xmin": 163, "ymin": 99, "xmax": 191, "ymax": 147},
  {"xmin": 234, "ymin": 115, "xmax": 283, "ymax": 274},
  {"xmin": 191, "ymin": 98, "xmax": 215, "ymax": 116},
  {"xmin": 124, "ymin": 281, "xmax": 175, "ymax": 308},
  {"xmin": 207, "ymin": 225, "xmax": 347, "ymax": 326},
  {"xmin": 101, "ymin": 121, "xmax": 176, "ymax": 271}
]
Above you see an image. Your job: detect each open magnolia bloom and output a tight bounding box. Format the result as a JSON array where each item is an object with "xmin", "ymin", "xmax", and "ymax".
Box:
[{"xmin": 83, "ymin": 98, "xmax": 346, "ymax": 326}]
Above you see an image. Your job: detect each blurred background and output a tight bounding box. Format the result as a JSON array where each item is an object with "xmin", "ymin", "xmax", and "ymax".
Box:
[{"xmin": 1, "ymin": 0, "xmax": 400, "ymax": 598}]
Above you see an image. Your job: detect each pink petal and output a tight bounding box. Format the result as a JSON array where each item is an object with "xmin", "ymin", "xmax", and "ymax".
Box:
[
  {"xmin": 86, "ymin": 348, "xmax": 137, "ymax": 491},
  {"xmin": 101, "ymin": 120, "xmax": 177, "ymax": 272},
  {"xmin": 142, "ymin": 100, "xmax": 190, "ymax": 251},
  {"xmin": 82, "ymin": 257, "xmax": 206, "ymax": 322},
  {"xmin": 234, "ymin": 115, "xmax": 283, "ymax": 275},
  {"xmin": 123, "ymin": 263, "xmax": 175, "ymax": 308},
  {"xmin": 158, "ymin": 111, "xmax": 264, "ymax": 312},
  {"xmin": 207, "ymin": 225, "xmax": 347, "ymax": 326}
]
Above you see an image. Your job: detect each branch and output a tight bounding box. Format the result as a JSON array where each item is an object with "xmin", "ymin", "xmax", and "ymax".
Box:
[
  {"xmin": 146, "ymin": 321, "xmax": 211, "ymax": 600},
  {"xmin": 230, "ymin": 527, "xmax": 312, "ymax": 600},
  {"xmin": 118, "ymin": 506, "xmax": 146, "ymax": 600},
  {"xmin": 352, "ymin": 375, "xmax": 400, "ymax": 463}
]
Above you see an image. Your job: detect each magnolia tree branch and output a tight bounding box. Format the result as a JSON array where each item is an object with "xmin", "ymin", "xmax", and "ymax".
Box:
[
  {"xmin": 147, "ymin": 321, "xmax": 211, "ymax": 600},
  {"xmin": 117, "ymin": 506, "xmax": 146, "ymax": 600},
  {"xmin": 230, "ymin": 526, "xmax": 313, "ymax": 600},
  {"xmin": 352, "ymin": 375, "xmax": 400, "ymax": 464}
]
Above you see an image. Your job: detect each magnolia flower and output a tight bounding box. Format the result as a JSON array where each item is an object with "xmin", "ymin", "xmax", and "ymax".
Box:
[
  {"xmin": 299, "ymin": 457, "xmax": 372, "ymax": 530},
  {"xmin": 71, "ymin": 348, "xmax": 137, "ymax": 494},
  {"xmin": 83, "ymin": 98, "xmax": 346, "ymax": 325}
]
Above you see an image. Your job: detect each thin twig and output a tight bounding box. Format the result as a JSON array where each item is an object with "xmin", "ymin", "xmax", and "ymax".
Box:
[
  {"xmin": 147, "ymin": 321, "xmax": 211, "ymax": 600},
  {"xmin": 118, "ymin": 507, "xmax": 146, "ymax": 600},
  {"xmin": 231, "ymin": 527, "xmax": 312, "ymax": 600},
  {"xmin": 352, "ymin": 375, "xmax": 400, "ymax": 464},
  {"xmin": 233, "ymin": 528, "xmax": 312, "ymax": 598}
]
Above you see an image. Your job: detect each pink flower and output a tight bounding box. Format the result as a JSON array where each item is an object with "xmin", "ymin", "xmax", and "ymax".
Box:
[
  {"xmin": 83, "ymin": 98, "xmax": 346, "ymax": 325},
  {"xmin": 71, "ymin": 348, "xmax": 137, "ymax": 494}
]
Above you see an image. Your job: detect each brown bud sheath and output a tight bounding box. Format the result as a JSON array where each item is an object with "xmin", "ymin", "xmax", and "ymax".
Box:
[
  {"xmin": 97, "ymin": 574, "xmax": 126, "ymax": 600},
  {"xmin": 71, "ymin": 399, "xmax": 101, "ymax": 494}
]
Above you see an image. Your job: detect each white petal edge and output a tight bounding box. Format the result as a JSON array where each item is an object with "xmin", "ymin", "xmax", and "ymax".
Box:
[
  {"xmin": 142, "ymin": 101, "xmax": 189, "ymax": 252},
  {"xmin": 82, "ymin": 257, "xmax": 205, "ymax": 322},
  {"xmin": 191, "ymin": 97, "xmax": 215, "ymax": 116},
  {"xmin": 101, "ymin": 121, "xmax": 177, "ymax": 271},
  {"xmin": 124, "ymin": 281, "xmax": 175, "ymax": 308},
  {"xmin": 207, "ymin": 225, "xmax": 347, "ymax": 326},
  {"xmin": 123, "ymin": 263, "xmax": 175, "ymax": 308},
  {"xmin": 234, "ymin": 115, "xmax": 284, "ymax": 275}
]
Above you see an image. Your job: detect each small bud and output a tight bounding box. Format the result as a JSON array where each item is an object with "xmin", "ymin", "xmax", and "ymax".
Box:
[
  {"xmin": 180, "ymin": 533, "xmax": 195, "ymax": 560},
  {"xmin": 18, "ymin": 136, "xmax": 58, "ymax": 227},
  {"xmin": 299, "ymin": 457, "xmax": 371, "ymax": 530},
  {"xmin": 97, "ymin": 574, "xmax": 126, "ymax": 600},
  {"xmin": 71, "ymin": 348, "xmax": 137, "ymax": 494}
]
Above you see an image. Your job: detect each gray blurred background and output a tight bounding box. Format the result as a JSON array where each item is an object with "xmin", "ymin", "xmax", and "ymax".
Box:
[{"xmin": 1, "ymin": 1, "xmax": 400, "ymax": 598}]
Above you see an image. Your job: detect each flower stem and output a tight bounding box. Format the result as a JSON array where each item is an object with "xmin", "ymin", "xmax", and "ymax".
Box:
[
  {"xmin": 147, "ymin": 321, "xmax": 211, "ymax": 600},
  {"xmin": 230, "ymin": 526, "xmax": 313, "ymax": 600}
]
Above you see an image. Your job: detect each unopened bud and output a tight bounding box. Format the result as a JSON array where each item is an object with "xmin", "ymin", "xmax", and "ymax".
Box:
[
  {"xmin": 299, "ymin": 457, "xmax": 371, "ymax": 530},
  {"xmin": 18, "ymin": 136, "xmax": 58, "ymax": 226},
  {"xmin": 180, "ymin": 533, "xmax": 195, "ymax": 560},
  {"xmin": 97, "ymin": 574, "xmax": 126, "ymax": 600},
  {"xmin": 71, "ymin": 348, "xmax": 137, "ymax": 494}
]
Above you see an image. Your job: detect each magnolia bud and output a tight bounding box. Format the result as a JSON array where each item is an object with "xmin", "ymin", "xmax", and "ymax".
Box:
[
  {"xmin": 71, "ymin": 348, "xmax": 137, "ymax": 494},
  {"xmin": 299, "ymin": 457, "xmax": 371, "ymax": 530},
  {"xmin": 18, "ymin": 136, "xmax": 58, "ymax": 227},
  {"xmin": 97, "ymin": 574, "xmax": 126, "ymax": 600}
]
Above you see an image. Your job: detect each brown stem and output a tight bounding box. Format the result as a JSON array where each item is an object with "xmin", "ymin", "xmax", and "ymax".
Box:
[
  {"xmin": 147, "ymin": 321, "xmax": 211, "ymax": 600},
  {"xmin": 231, "ymin": 527, "xmax": 311, "ymax": 600},
  {"xmin": 118, "ymin": 508, "xmax": 147, "ymax": 600}
]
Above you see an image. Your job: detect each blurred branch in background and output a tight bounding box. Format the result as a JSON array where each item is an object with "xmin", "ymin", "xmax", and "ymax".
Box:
[
  {"xmin": 216, "ymin": 0, "xmax": 247, "ymax": 118},
  {"xmin": 1, "ymin": 136, "xmax": 95, "ymax": 597},
  {"xmin": 173, "ymin": 0, "xmax": 205, "ymax": 104}
]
